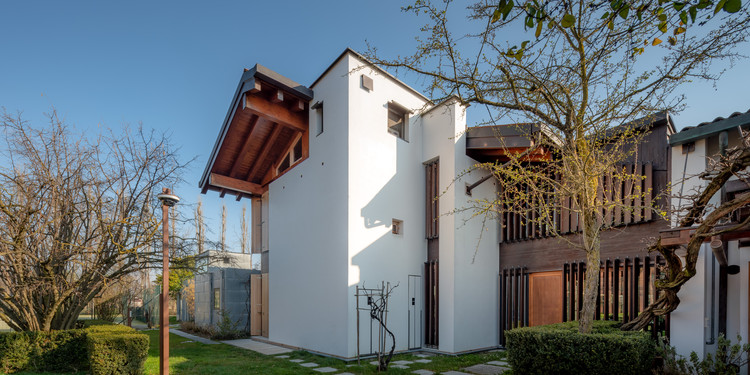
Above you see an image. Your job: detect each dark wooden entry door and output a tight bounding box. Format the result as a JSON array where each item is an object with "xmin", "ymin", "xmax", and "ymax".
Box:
[{"xmin": 528, "ymin": 271, "xmax": 562, "ymax": 326}]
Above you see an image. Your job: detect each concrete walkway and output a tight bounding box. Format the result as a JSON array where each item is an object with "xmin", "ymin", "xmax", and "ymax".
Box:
[
  {"xmin": 222, "ymin": 338, "xmax": 294, "ymax": 355},
  {"xmin": 170, "ymin": 329, "xmax": 220, "ymax": 345}
]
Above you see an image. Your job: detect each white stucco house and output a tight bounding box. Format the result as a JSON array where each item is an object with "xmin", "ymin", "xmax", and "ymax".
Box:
[
  {"xmin": 668, "ymin": 109, "xmax": 750, "ymax": 367},
  {"xmin": 199, "ymin": 49, "xmax": 504, "ymax": 358}
]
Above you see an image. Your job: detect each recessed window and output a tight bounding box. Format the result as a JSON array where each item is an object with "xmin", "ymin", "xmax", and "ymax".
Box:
[
  {"xmin": 213, "ymin": 288, "xmax": 220, "ymax": 310},
  {"xmin": 392, "ymin": 219, "xmax": 403, "ymax": 235},
  {"xmin": 277, "ymin": 136, "xmax": 303, "ymax": 174},
  {"xmin": 361, "ymin": 74, "xmax": 373, "ymax": 91},
  {"xmin": 387, "ymin": 102, "xmax": 409, "ymax": 141},
  {"xmin": 312, "ymin": 101, "xmax": 323, "ymax": 135}
]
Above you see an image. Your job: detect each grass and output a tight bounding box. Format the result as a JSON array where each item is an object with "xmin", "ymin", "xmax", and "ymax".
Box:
[
  {"xmin": 9, "ymin": 329, "xmax": 506, "ymax": 374},
  {"xmin": 142, "ymin": 330, "xmax": 506, "ymax": 374}
]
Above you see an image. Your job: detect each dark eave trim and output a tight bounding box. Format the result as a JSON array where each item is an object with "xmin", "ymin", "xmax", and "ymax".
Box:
[{"xmin": 670, "ymin": 111, "xmax": 750, "ymax": 146}]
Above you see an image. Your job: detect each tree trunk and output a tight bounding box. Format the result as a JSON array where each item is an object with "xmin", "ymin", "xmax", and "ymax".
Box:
[{"xmin": 578, "ymin": 207, "xmax": 601, "ymax": 334}]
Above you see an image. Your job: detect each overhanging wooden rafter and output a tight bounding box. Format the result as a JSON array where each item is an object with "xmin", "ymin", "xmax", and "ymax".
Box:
[
  {"xmin": 199, "ymin": 64, "xmax": 313, "ymax": 200},
  {"xmin": 466, "ymin": 123, "xmax": 553, "ymax": 163}
]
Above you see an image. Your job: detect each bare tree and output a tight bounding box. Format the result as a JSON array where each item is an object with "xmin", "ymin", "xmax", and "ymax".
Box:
[
  {"xmin": 241, "ymin": 204, "xmax": 248, "ymax": 254},
  {"xmin": 196, "ymin": 199, "xmax": 205, "ymax": 255},
  {"xmin": 368, "ymin": 0, "xmax": 749, "ymax": 333},
  {"xmin": 624, "ymin": 132, "xmax": 750, "ymax": 330},
  {"xmin": 221, "ymin": 204, "xmax": 227, "ymax": 252},
  {"xmin": 0, "ymin": 109, "xmax": 187, "ymax": 331}
]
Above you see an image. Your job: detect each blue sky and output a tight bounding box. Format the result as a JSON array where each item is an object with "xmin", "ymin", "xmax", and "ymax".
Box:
[{"xmin": 1, "ymin": 1, "xmax": 748, "ymax": 250}]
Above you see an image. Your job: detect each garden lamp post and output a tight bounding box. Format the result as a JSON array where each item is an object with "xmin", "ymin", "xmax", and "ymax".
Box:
[{"xmin": 157, "ymin": 188, "xmax": 179, "ymax": 375}]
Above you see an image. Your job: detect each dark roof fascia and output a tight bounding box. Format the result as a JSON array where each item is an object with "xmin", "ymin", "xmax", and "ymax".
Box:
[
  {"xmin": 670, "ymin": 111, "xmax": 750, "ymax": 146},
  {"xmin": 199, "ymin": 65, "xmax": 313, "ymax": 189},
  {"xmin": 310, "ymin": 48, "xmax": 431, "ymax": 103}
]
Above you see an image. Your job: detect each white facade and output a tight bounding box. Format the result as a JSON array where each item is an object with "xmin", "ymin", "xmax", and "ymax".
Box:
[
  {"xmin": 264, "ymin": 51, "xmax": 499, "ymax": 358},
  {"xmin": 670, "ymin": 125, "xmax": 750, "ymax": 371}
]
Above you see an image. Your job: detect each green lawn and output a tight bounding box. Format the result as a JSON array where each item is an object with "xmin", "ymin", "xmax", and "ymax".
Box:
[
  {"xmin": 142, "ymin": 330, "xmax": 507, "ymax": 374},
  {"xmin": 10, "ymin": 330, "xmax": 506, "ymax": 374}
]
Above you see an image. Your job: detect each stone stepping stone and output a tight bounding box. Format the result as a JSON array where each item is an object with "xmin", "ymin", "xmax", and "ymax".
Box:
[
  {"xmin": 414, "ymin": 359, "xmax": 432, "ymax": 364},
  {"xmin": 275, "ymin": 355, "xmax": 290, "ymax": 359},
  {"xmin": 369, "ymin": 361, "xmax": 379, "ymax": 366},
  {"xmin": 392, "ymin": 364, "xmax": 409, "ymax": 369},
  {"xmin": 412, "ymin": 370, "xmax": 434, "ymax": 375},
  {"xmin": 463, "ymin": 364, "xmax": 507, "ymax": 375},
  {"xmin": 486, "ymin": 361, "xmax": 508, "ymax": 367},
  {"xmin": 313, "ymin": 367, "xmax": 337, "ymax": 373},
  {"xmin": 393, "ymin": 360, "xmax": 414, "ymax": 365},
  {"xmin": 289, "ymin": 359, "xmax": 304, "ymax": 363},
  {"xmin": 413, "ymin": 353, "xmax": 433, "ymax": 358},
  {"xmin": 300, "ymin": 362, "xmax": 319, "ymax": 367}
]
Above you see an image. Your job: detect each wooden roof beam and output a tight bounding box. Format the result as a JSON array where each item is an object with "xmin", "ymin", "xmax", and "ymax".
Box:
[
  {"xmin": 210, "ymin": 173, "xmax": 264, "ymax": 196},
  {"xmin": 243, "ymin": 93, "xmax": 306, "ymax": 132},
  {"xmin": 228, "ymin": 115, "xmax": 261, "ymax": 178},
  {"xmin": 245, "ymin": 124, "xmax": 283, "ymax": 182},
  {"xmin": 272, "ymin": 90, "xmax": 283, "ymax": 103}
]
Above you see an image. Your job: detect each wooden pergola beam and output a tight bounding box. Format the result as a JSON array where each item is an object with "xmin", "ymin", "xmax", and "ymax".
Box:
[
  {"xmin": 210, "ymin": 173, "xmax": 264, "ymax": 196},
  {"xmin": 243, "ymin": 93, "xmax": 306, "ymax": 132}
]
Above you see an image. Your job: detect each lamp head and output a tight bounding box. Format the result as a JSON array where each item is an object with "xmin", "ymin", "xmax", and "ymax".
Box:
[{"xmin": 157, "ymin": 189, "xmax": 180, "ymax": 207}]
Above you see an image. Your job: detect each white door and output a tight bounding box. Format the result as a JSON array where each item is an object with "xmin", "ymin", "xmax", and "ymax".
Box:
[{"xmin": 408, "ymin": 275, "xmax": 422, "ymax": 349}]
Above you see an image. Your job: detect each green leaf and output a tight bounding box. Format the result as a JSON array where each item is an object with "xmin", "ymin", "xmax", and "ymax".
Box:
[
  {"xmin": 608, "ymin": 19, "xmax": 614, "ymax": 30},
  {"xmin": 502, "ymin": 0, "xmax": 514, "ymax": 20},
  {"xmin": 680, "ymin": 10, "xmax": 688, "ymax": 24},
  {"xmin": 674, "ymin": 2, "xmax": 686, "ymax": 11},
  {"xmin": 535, "ymin": 20, "xmax": 543, "ymax": 37},
  {"xmin": 659, "ymin": 21, "xmax": 668, "ymax": 32},
  {"xmin": 601, "ymin": 11, "xmax": 610, "ymax": 19},
  {"xmin": 521, "ymin": 40, "xmax": 529, "ymax": 49},
  {"xmin": 610, "ymin": 0, "xmax": 621, "ymax": 11},
  {"xmin": 724, "ymin": 0, "xmax": 741, "ymax": 13},
  {"xmin": 697, "ymin": 0, "xmax": 710, "ymax": 9},
  {"xmin": 561, "ymin": 13, "xmax": 576, "ymax": 28},
  {"xmin": 525, "ymin": 15, "xmax": 534, "ymax": 28},
  {"xmin": 715, "ymin": 0, "xmax": 727, "ymax": 14},
  {"xmin": 492, "ymin": 8, "xmax": 502, "ymax": 23},
  {"xmin": 689, "ymin": 6, "xmax": 698, "ymax": 22},
  {"xmin": 619, "ymin": 4, "xmax": 630, "ymax": 19}
]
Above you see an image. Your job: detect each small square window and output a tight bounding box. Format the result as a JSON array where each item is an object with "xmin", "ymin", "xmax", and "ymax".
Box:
[
  {"xmin": 387, "ymin": 102, "xmax": 409, "ymax": 141},
  {"xmin": 213, "ymin": 288, "xmax": 220, "ymax": 310},
  {"xmin": 392, "ymin": 219, "xmax": 403, "ymax": 235}
]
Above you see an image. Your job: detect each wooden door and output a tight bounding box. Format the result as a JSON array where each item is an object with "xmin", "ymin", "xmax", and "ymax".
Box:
[
  {"xmin": 261, "ymin": 273, "xmax": 269, "ymax": 337},
  {"xmin": 529, "ymin": 271, "xmax": 563, "ymax": 326},
  {"xmin": 250, "ymin": 274, "xmax": 262, "ymax": 336}
]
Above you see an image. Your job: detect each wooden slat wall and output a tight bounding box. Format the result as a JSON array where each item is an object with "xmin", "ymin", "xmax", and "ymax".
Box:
[
  {"xmin": 425, "ymin": 260, "xmax": 439, "ymax": 347},
  {"xmin": 426, "ymin": 161, "xmax": 439, "ymax": 240},
  {"xmin": 499, "ymin": 266, "xmax": 527, "ymax": 346},
  {"xmin": 501, "ymin": 163, "xmax": 654, "ymax": 243},
  {"xmin": 560, "ymin": 256, "xmax": 670, "ymax": 337}
]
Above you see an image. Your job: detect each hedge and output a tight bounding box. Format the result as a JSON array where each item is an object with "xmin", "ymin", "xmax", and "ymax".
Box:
[
  {"xmin": 0, "ymin": 323, "xmax": 148, "ymax": 374},
  {"xmin": 0, "ymin": 329, "xmax": 88, "ymax": 373},
  {"xmin": 505, "ymin": 320, "xmax": 657, "ymax": 375},
  {"xmin": 87, "ymin": 332, "xmax": 149, "ymax": 375}
]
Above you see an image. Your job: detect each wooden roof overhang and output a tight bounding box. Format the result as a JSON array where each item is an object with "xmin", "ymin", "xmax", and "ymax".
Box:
[
  {"xmin": 466, "ymin": 123, "xmax": 553, "ymax": 163},
  {"xmin": 199, "ymin": 64, "xmax": 313, "ymax": 200}
]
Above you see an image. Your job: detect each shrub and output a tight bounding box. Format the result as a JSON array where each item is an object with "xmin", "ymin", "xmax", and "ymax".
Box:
[
  {"xmin": 76, "ymin": 318, "xmax": 118, "ymax": 328},
  {"xmin": 179, "ymin": 320, "xmax": 216, "ymax": 338},
  {"xmin": 211, "ymin": 309, "xmax": 246, "ymax": 340},
  {"xmin": 87, "ymin": 332, "xmax": 149, "ymax": 375},
  {"xmin": 505, "ymin": 320, "xmax": 656, "ymax": 375},
  {"xmin": 86, "ymin": 324, "xmax": 136, "ymax": 334},
  {"xmin": 0, "ymin": 329, "xmax": 88, "ymax": 373},
  {"xmin": 655, "ymin": 334, "xmax": 750, "ymax": 375}
]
